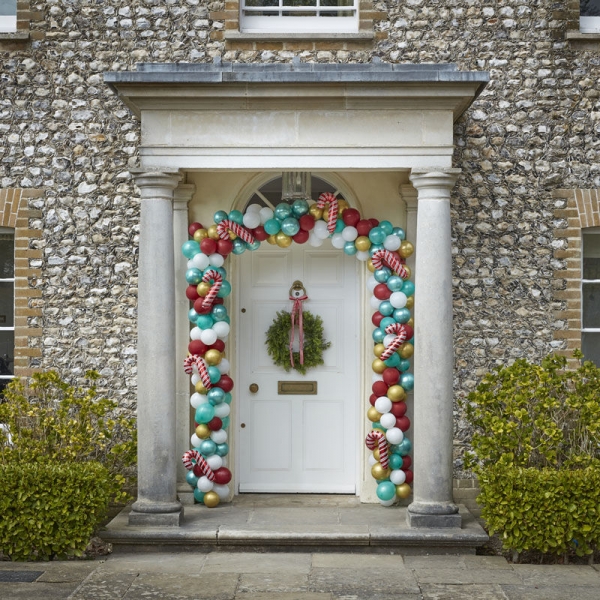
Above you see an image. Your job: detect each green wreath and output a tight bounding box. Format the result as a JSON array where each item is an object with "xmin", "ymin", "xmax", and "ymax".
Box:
[{"xmin": 265, "ymin": 310, "xmax": 331, "ymax": 375}]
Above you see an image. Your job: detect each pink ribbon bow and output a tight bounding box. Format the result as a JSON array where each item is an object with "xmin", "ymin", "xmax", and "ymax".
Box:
[{"xmin": 289, "ymin": 293, "xmax": 308, "ymax": 368}]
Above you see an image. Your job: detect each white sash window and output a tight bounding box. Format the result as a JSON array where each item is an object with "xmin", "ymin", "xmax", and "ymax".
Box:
[
  {"xmin": 0, "ymin": 229, "xmax": 14, "ymax": 395},
  {"xmin": 0, "ymin": 0, "xmax": 17, "ymax": 33},
  {"xmin": 241, "ymin": 0, "xmax": 358, "ymax": 33},
  {"xmin": 581, "ymin": 0, "xmax": 600, "ymax": 33},
  {"xmin": 582, "ymin": 229, "xmax": 600, "ymax": 366}
]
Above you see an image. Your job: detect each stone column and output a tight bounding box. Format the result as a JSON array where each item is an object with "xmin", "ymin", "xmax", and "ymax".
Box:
[
  {"xmin": 129, "ymin": 169, "xmax": 183, "ymax": 527},
  {"xmin": 400, "ymin": 184, "xmax": 418, "ymax": 276},
  {"xmin": 173, "ymin": 183, "xmax": 196, "ymax": 506},
  {"xmin": 407, "ymin": 168, "xmax": 461, "ymax": 528}
]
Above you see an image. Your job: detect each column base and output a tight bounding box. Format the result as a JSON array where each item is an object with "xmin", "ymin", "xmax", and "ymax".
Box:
[
  {"xmin": 177, "ymin": 482, "xmax": 196, "ymax": 506},
  {"xmin": 129, "ymin": 507, "xmax": 184, "ymax": 527},
  {"xmin": 407, "ymin": 500, "xmax": 461, "ymax": 528}
]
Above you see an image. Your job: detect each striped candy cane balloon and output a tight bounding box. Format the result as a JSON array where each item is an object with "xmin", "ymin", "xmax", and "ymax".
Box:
[
  {"xmin": 217, "ymin": 219, "xmax": 256, "ymax": 244},
  {"xmin": 380, "ymin": 323, "xmax": 410, "ymax": 361},
  {"xmin": 316, "ymin": 192, "xmax": 339, "ymax": 235},
  {"xmin": 372, "ymin": 249, "xmax": 409, "ymax": 280},
  {"xmin": 182, "ymin": 450, "xmax": 215, "ymax": 481},
  {"xmin": 365, "ymin": 430, "xmax": 389, "ymax": 470},
  {"xmin": 183, "ymin": 354, "xmax": 213, "ymax": 390},
  {"xmin": 201, "ymin": 269, "xmax": 222, "ymax": 311}
]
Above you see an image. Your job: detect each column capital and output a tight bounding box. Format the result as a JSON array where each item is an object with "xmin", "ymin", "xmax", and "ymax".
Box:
[
  {"xmin": 132, "ymin": 169, "xmax": 182, "ymax": 199},
  {"xmin": 409, "ymin": 168, "xmax": 461, "ymax": 197},
  {"xmin": 173, "ymin": 183, "xmax": 196, "ymax": 209},
  {"xmin": 399, "ymin": 184, "xmax": 418, "ymax": 211}
]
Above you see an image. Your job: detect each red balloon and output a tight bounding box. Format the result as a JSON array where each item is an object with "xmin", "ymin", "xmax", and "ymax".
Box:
[
  {"xmin": 342, "ymin": 208, "xmax": 360, "ymax": 227},
  {"xmin": 404, "ymin": 469, "xmax": 413, "ymax": 485},
  {"xmin": 213, "ymin": 297, "xmax": 224, "ymax": 306},
  {"xmin": 402, "ymin": 325, "xmax": 414, "ymax": 341},
  {"xmin": 253, "ymin": 226, "xmax": 269, "ymax": 242},
  {"xmin": 382, "ymin": 368, "xmax": 400, "ymax": 386},
  {"xmin": 186, "ymin": 285, "xmax": 200, "ymax": 301},
  {"xmin": 402, "ymin": 456, "xmax": 412, "ymax": 469},
  {"xmin": 192, "ymin": 464, "xmax": 206, "ymax": 477},
  {"xmin": 213, "ymin": 467, "xmax": 232, "ymax": 485},
  {"xmin": 356, "ymin": 219, "xmax": 373, "ymax": 236},
  {"xmin": 299, "ymin": 214, "xmax": 315, "ymax": 231},
  {"xmin": 194, "ymin": 298, "xmax": 211, "ymax": 314},
  {"xmin": 372, "ymin": 381, "xmax": 389, "ymax": 397},
  {"xmin": 219, "ymin": 375, "xmax": 234, "ymax": 393},
  {"xmin": 369, "ymin": 218, "xmax": 380, "ymax": 228},
  {"xmin": 371, "ymin": 312, "xmax": 384, "ymax": 327},
  {"xmin": 189, "ymin": 340, "xmax": 208, "ymax": 355},
  {"xmin": 293, "ymin": 229, "xmax": 309, "ymax": 244},
  {"xmin": 200, "ymin": 238, "xmax": 217, "ymax": 255},
  {"xmin": 188, "ymin": 222, "xmax": 203, "ymax": 236},
  {"xmin": 207, "ymin": 417, "xmax": 223, "ymax": 431},
  {"xmin": 369, "ymin": 393, "xmax": 377, "ymax": 406},
  {"xmin": 390, "ymin": 401, "xmax": 407, "ymax": 418},
  {"xmin": 396, "ymin": 416, "xmax": 411, "ymax": 431},
  {"xmin": 217, "ymin": 239, "xmax": 233, "ymax": 256},
  {"xmin": 374, "ymin": 284, "xmax": 391, "ymax": 300},
  {"xmin": 210, "ymin": 339, "xmax": 225, "ymax": 352}
]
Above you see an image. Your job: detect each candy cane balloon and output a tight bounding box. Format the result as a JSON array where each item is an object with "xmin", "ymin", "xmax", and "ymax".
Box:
[
  {"xmin": 372, "ymin": 249, "xmax": 409, "ymax": 280},
  {"xmin": 201, "ymin": 269, "xmax": 222, "ymax": 311},
  {"xmin": 182, "ymin": 450, "xmax": 215, "ymax": 481},
  {"xmin": 365, "ymin": 430, "xmax": 389, "ymax": 470},
  {"xmin": 380, "ymin": 323, "xmax": 410, "ymax": 361},
  {"xmin": 183, "ymin": 354, "xmax": 213, "ymax": 390},
  {"xmin": 316, "ymin": 192, "xmax": 339, "ymax": 235},
  {"xmin": 217, "ymin": 219, "xmax": 256, "ymax": 244}
]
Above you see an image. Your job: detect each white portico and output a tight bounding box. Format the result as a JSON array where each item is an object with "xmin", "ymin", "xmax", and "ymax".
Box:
[{"xmin": 104, "ymin": 62, "xmax": 488, "ymax": 532}]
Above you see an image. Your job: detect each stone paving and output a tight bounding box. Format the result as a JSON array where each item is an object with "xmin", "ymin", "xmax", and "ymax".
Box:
[{"xmin": 1, "ymin": 553, "xmax": 599, "ymax": 600}]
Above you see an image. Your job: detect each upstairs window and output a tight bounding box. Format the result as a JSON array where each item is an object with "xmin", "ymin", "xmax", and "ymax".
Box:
[
  {"xmin": 582, "ymin": 229, "xmax": 600, "ymax": 365},
  {"xmin": 0, "ymin": 228, "xmax": 14, "ymax": 394},
  {"xmin": 241, "ymin": 0, "xmax": 358, "ymax": 33},
  {"xmin": 581, "ymin": 0, "xmax": 600, "ymax": 33},
  {"xmin": 0, "ymin": 0, "xmax": 17, "ymax": 33}
]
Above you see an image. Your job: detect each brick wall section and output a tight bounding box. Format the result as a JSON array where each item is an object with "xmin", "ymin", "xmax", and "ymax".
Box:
[
  {"xmin": 0, "ymin": 1, "xmax": 45, "ymax": 47},
  {"xmin": 453, "ymin": 478, "xmax": 482, "ymax": 521},
  {"xmin": 552, "ymin": 190, "xmax": 600, "ymax": 365},
  {"xmin": 0, "ymin": 189, "xmax": 43, "ymax": 379}
]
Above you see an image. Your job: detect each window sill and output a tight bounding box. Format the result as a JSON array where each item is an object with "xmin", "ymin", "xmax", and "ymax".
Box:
[
  {"xmin": 225, "ymin": 31, "xmax": 374, "ymax": 42},
  {"xmin": 0, "ymin": 31, "xmax": 30, "ymax": 43},
  {"xmin": 566, "ymin": 30, "xmax": 600, "ymax": 44}
]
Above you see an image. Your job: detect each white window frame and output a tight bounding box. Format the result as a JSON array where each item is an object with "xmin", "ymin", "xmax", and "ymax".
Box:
[
  {"xmin": 581, "ymin": 1, "xmax": 600, "ymax": 33},
  {"xmin": 0, "ymin": 227, "xmax": 14, "ymax": 386},
  {"xmin": 0, "ymin": 0, "xmax": 17, "ymax": 34},
  {"xmin": 240, "ymin": 0, "xmax": 359, "ymax": 34},
  {"xmin": 581, "ymin": 228, "xmax": 600, "ymax": 364}
]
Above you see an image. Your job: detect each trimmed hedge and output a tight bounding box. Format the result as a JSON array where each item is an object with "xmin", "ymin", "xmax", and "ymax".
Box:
[
  {"xmin": 479, "ymin": 465, "xmax": 600, "ymax": 556},
  {"xmin": 0, "ymin": 462, "xmax": 113, "ymax": 561}
]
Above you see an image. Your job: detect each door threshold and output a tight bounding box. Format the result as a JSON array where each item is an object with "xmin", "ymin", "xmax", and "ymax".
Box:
[{"xmin": 233, "ymin": 493, "xmax": 360, "ymax": 508}]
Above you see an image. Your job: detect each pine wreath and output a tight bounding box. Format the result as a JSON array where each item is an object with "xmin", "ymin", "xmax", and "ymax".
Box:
[{"xmin": 265, "ymin": 310, "xmax": 331, "ymax": 375}]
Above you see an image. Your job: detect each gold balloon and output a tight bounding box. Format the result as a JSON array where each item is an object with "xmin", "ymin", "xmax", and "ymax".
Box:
[
  {"xmin": 399, "ymin": 342, "xmax": 414, "ymax": 359},
  {"xmin": 372, "ymin": 358, "xmax": 386, "ymax": 374},
  {"xmin": 197, "ymin": 282, "xmax": 210, "ymax": 297},
  {"xmin": 407, "ymin": 317, "xmax": 414, "ymax": 327},
  {"xmin": 367, "ymin": 406, "xmax": 382, "ymax": 422},
  {"xmin": 193, "ymin": 228, "xmax": 208, "ymax": 242},
  {"xmin": 266, "ymin": 234, "xmax": 277, "ymax": 245},
  {"xmin": 367, "ymin": 259, "xmax": 375, "ymax": 273},
  {"xmin": 337, "ymin": 199, "xmax": 349, "ymax": 214},
  {"xmin": 406, "ymin": 296, "xmax": 414, "ymax": 310},
  {"xmin": 373, "ymin": 343, "xmax": 385, "ymax": 358},
  {"xmin": 229, "ymin": 231, "xmax": 237, "ymax": 241},
  {"xmin": 195, "ymin": 424, "xmax": 210, "ymax": 439},
  {"xmin": 309, "ymin": 204, "xmax": 323, "ymax": 220},
  {"xmin": 195, "ymin": 381, "xmax": 208, "ymax": 394},
  {"xmin": 355, "ymin": 236, "xmax": 371, "ymax": 252},
  {"xmin": 403, "ymin": 266, "xmax": 412, "ymax": 279},
  {"xmin": 371, "ymin": 462, "xmax": 391, "ymax": 481},
  {"xmin": 204, "ymin": 349, "xmax": 222, "ymax": 366},
  {"xmin": 396, "ymin": 483, "xmax": 412, "ymax": 499},
  {"xmin": 207, "ymin": 224, "xmax": 220, "ymax": 240},
  {"xmin": 203, "ymin": 491, "xmax": 220, "ymax": 508},
  {"xmin": 276, "ymin": 232, "xmax": 292, "ymax": 248},
  {"xmin": 387, "ymin": 384, "xmax": 406, "ymax": 402},
  {"xmin": 373, "ymin": 447, "xmax": 380, "ymax": 461},
  {"xmin": 399, "ymin": 240, "xmax": 414, "ymax": 259}
]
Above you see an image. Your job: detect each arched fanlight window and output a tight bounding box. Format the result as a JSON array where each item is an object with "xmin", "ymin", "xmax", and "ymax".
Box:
[{"xmin": 0, "ymin": 227, "xmax": 14, "ymax": 395}]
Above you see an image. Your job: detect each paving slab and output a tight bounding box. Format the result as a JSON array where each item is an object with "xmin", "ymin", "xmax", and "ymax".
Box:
[
  {"xmin": 35, "ymin": 561, "xmax": 102, "ymax": 583},
  {"xmin": 234, "ymin": 594, "xmax": 333, "ymax": 600},
  {"xmin": 413, "ymin": 567, "xmax": 521, "ymax": 585},
  {"xmin": 123, "ymin": 572, "xmax": 238, "ymax": 599},
  {"xmin": 69, "ymin": 571, "xmax": 139, "ymax": 599},
  {"xmin": 501, "ymin": 585, "xmax": 600, "ymax": 600},
  {"xmin": 510, "ymin": 564, "xmax": 600, "ymax": 586},
  {"xmin": 100, "ymin": 552, "xmax": 207, "ymax": 574},
  {"xmin": 420, "ymin": 583, "xmax": 509, "ymax": 600},
  {"xmin": 202, "ymin": 552, "xmax": 312, "ymax": 574},
  {"xmin": 238, "ymin": 573, "xmax": 309, "ymax": 593},
  {"xmin": 1, "ymin": 582, "xmax": 80, "ymax": 599},
  {"xmin": 404, "ymin": 555, "xmax": 511, "ymax": 570},
  {"xmin": 309, "ymin": 566, "xmax": 420, "ymax": 595},
  {"xmin": 248, "ymin": 508, "xmax": 341, "ymax": 527},
  {"xmin": 311, "ymin": 553, "xmax": 405, "ymax": 569}
]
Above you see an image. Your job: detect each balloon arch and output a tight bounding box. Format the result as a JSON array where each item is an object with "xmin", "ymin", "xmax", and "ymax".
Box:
[{"xmin": 180, "ymin": 194, "xmax": 415, "ymax": 508}]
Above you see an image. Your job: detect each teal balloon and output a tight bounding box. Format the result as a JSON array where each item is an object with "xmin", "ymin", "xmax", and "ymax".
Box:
[
  {"xmin": 224, "ymin": 316, "xmax": 231, "ymax": 324},
  {"xmin": 387, "ymin": 276, "xmax": 404, "ymax": 292},
  {"xmin": 264, "ymin": 218, "xmax": 281, "ymax": 235},
  {"xmin": 232, "ymin": 238, "xmax": 246, "ymax": 255},
  {"xmin": 281, "ymin": 217, "xmax": 300, "ymax": 236},
  {"xmin": 196, "ymin": 314, "xmax": 214, "ymax": 329},
  {"xmin": 182, "ymin": 240, "xmax": 200, "ymax": 259},
  {"xmin": 193, "ymin": 488, "xmax": 206, "ymax": 503},
  {"xmin": 207, "ymin": 388, "xmax": 225, "ymax": 405},
  {"xmin": 213, "ymin": 210, "xmax": 228, "ymax": 224},
  {"xmin": 221, "ymin": 416, "xmax": 230, "ymax": 429},
  {"xmin": 384, "ymin": 353, "xmax": 401, "ymax": 368},
  {"xmin": 208, "ymin": 366, "xmax": 221, "ymax": 384},
  {"xmin": 224, "ymin": 392, "xmax": 232, "ymax": 404},
  {"xmin": 186, "ymin": 470, "xmax": 199, "ymax": 488},
  {"xmin": 185, "ymin": 268, "xmax": 203, "ymax": 285},
  {"xmin": 379, "ymin": 220, "xmax": 393, "ymax": 235},
  {"xmin": 195, "ymin": 403, "xmax": 215, "ymax": 424},
  {"xmin": 188, "ymin": 308, "xmax": 199, "ymax": 323},
  {"xmin": 343, "ymin": 241, "xmax": 357, "ymax": 256},
  {"xmin": 216, "ymin": 443, "xmax": 229, "ymax": 457},
  {"xmin": 215, "ymin": 266, "xmax": 227, "ymax": 278},
  {"xmin": 335, "ymin": 219, "xmax": 345, "ymax": 233},
  {"xmin": 376, "ymin": 481, "xmax": 396, "ymax": 502},
  {"xmin": 228, "ymin": 210, "xmax": 244, "ymax": 225},
  {"xmin": 400, "ymin": 373, "xmax": 414, "ymax": 391},
  {"xmin": 379, "ymin": 301, "xmax": 393, "ymax": 316},
  {"xmin": 372, "ymin": 328, "xmax": 385, "ymax": 343},
  {"xmin": 372, "ymin": 421, "xmax": 384, "ymax": 431},
  {"xmin": 374, "ymin": 267, "xmax": 391, "ymax": 283},
  {"xmin": 368, "ymin": 227, "xmax": 385, "ymax": 245},
  {"xmin": 274, "ymin": 202, "xmax": 292, "ymax": 221},
  {"xmin": 292, "ymin": 199, "xmax": 309, "ymax": 217},
  {"xmin": 397, "ymin": 438, "xmax": 412, "ymax": 456},
  {"xmin": 369, "ymin": 243, "xmax": 383, "ymax": 257},
  {"xmin": 212, "ymin": 305, "xmax": 228, "ymax": 321},
  {"xmin": 402, "ymin": 280, "xmax": 415, "ymax": 296},
  {"xmin": 393, "ymin": 308, "xmax": 411, "ymax": 323},
  {"xmin": 389, "ymin": 454, "xmax": 403, "ymax": 470},
  {"xmin": 398, "ymin": 359, "xmax": 411, "ymax": 372},
  {"xmin": 380, "ymin": 316, "xmax": 395, "ymax": 330},
  {"xmin": 199, "ymin": 439, "xmax": 217, "ymax": 457},
  {"xmin": 248, "ymin": 240, "xmax": 261, "ymax": 251},
  {"xmin": 393, "ymin": 227, "xmax": 406, "ymax": 240},
  {"xmin": 217, "ymin": 280, "xmax": 231, "ymax": 298}
]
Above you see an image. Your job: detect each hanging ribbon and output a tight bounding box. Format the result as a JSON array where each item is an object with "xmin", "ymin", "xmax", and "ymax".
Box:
[{"xmin": 289, "ymin": 283, "xmax": 308, "ymax": 368}]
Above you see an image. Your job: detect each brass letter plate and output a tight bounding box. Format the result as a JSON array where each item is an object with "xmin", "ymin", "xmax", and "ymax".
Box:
[{"xmin": 278, "ymin": 381, "xmax": 318, "ymax": 395}]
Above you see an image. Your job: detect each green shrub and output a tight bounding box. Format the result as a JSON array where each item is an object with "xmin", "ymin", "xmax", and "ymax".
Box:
[
  {"xmin": 479, "ymin": 465, "xmax": 600, "ymax": 556},
  {"xmin": 0, "ymin": 462, "xmax": 113, "ymax": 560}
]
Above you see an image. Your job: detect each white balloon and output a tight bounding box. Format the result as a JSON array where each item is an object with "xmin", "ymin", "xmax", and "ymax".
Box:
[
  {"xmin": 192, "ymin": 253, "xmax": 210, "ymax": 270},
  {"xmin": 212, "ymin": 321, "xmax": 230, "ymax": 339},
  {"xmin": 190, "ymin": 393, "xmax": 208, "ymax": 408},
  {"xmin": 342, "ymin": 226, "xmax": 358, "ymax": 242},
  {"xmin": 380, "ymin": 497, "xmax": 396, "ymax": 507},
  {"xmin": 197, "ymin": 476, "xmax": 214, "ymax": 492},
  {"xmin": 218, "ymin": 358, "xmax": 230, "ymax": 374},
  {"xmin": 209, "ymin": 253, "xmax": 224, "ymax": 268},
  {"xmin": 383, "ymin": 334, "xmax": 396, "ymax": 347},
  {"xmin": 259, "ymin": 207, "xmax": 274, "ymax": 224},
  {"xmin": 246, "ymin": 203, "xmax": 261, "ymax": 213},
  {"xmin": 190, "ymin": 327, "xmax": 202, "ymax": 341},
  {"xmin": 309, "ymin": 233, "xmax": 324, "ymax": 247},
  {"xmin": 211, "ymin": 429, "xmax": 228, "ymax": 444},
  {"xmin": 191, "ymin": 373, "xmax": 200, "ymax": 386},
  {"xmin": 313, "ymin": 220, "xmax": 330, "ymax": 240},
  {"xmin": 390, "ymin": 469, "xmax": 406, "ymax": 485},
  {"xmin": 206, "ymin": 455, "xmax": 223, "ymax": 470},
  {"xmin": 190, "ymin": 433, "xmax": 201, "ymax": 447},
  {"xmin": 380, "ymin": 413, "xmax": 397, "ymax": 429},
  {"xmin": 200, "ymin": 328, "xmax": 218, "ymax": 345},
  {"xmin": 243, "ymin": 211, "xmax": 261, "ymax": 229},
  {"xmin": 375, "ymin": 396, "xmax": 393, "ymax": 414},
  {"xmin": 370, "ymin": 295, "xmax": 382, "ymax": 310},
  {"xmin": 383, "ymin": 234, "xmax": 401, "ymax": 251},
  {"xmin": 356, "ymin": 251, "xmax": 370, "ymax": 262},
  {"xmin": 187, "ymin": 259, "xmax": 194, "ymax": 269},
  {"xmin": 390, "ymin": 292, "xmax": 408, "ymax": 309},
  {"xmin": 331, "ymin": 233, "xmax": 345, "ymax": 249},
  {"xmin": 213, "ymin": 483, "xmax": 230, "ymax": 500},
  {"xmin": 367, "ymin": 276, "xmax": 378, "ymax": 292},
  {"xmin": 385, "ymin": 427, "xmax": 404, "ymax": 445},
  {"xmin": 214, "ymin": 403, "xmax": 231, "ymax": 418},
  {"xmin": 368, "ymin": 454, "xmax": 378, "ymax": 467}
]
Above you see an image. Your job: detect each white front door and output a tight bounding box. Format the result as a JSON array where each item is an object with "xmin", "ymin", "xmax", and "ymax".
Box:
[{"xmin": 238, "ymin": 242, "xmax": 359, "ymax": 493}]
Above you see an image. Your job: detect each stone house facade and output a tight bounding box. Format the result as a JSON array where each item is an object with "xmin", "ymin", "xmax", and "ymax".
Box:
[{"xmin": 1, "ymin": 1, "xmax": 599, "ymax": 523}]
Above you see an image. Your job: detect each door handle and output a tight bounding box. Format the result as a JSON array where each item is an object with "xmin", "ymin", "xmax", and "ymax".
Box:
[{"xmin": 249, "ymin": 383, "xmax": 259, "ymax": 393}]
